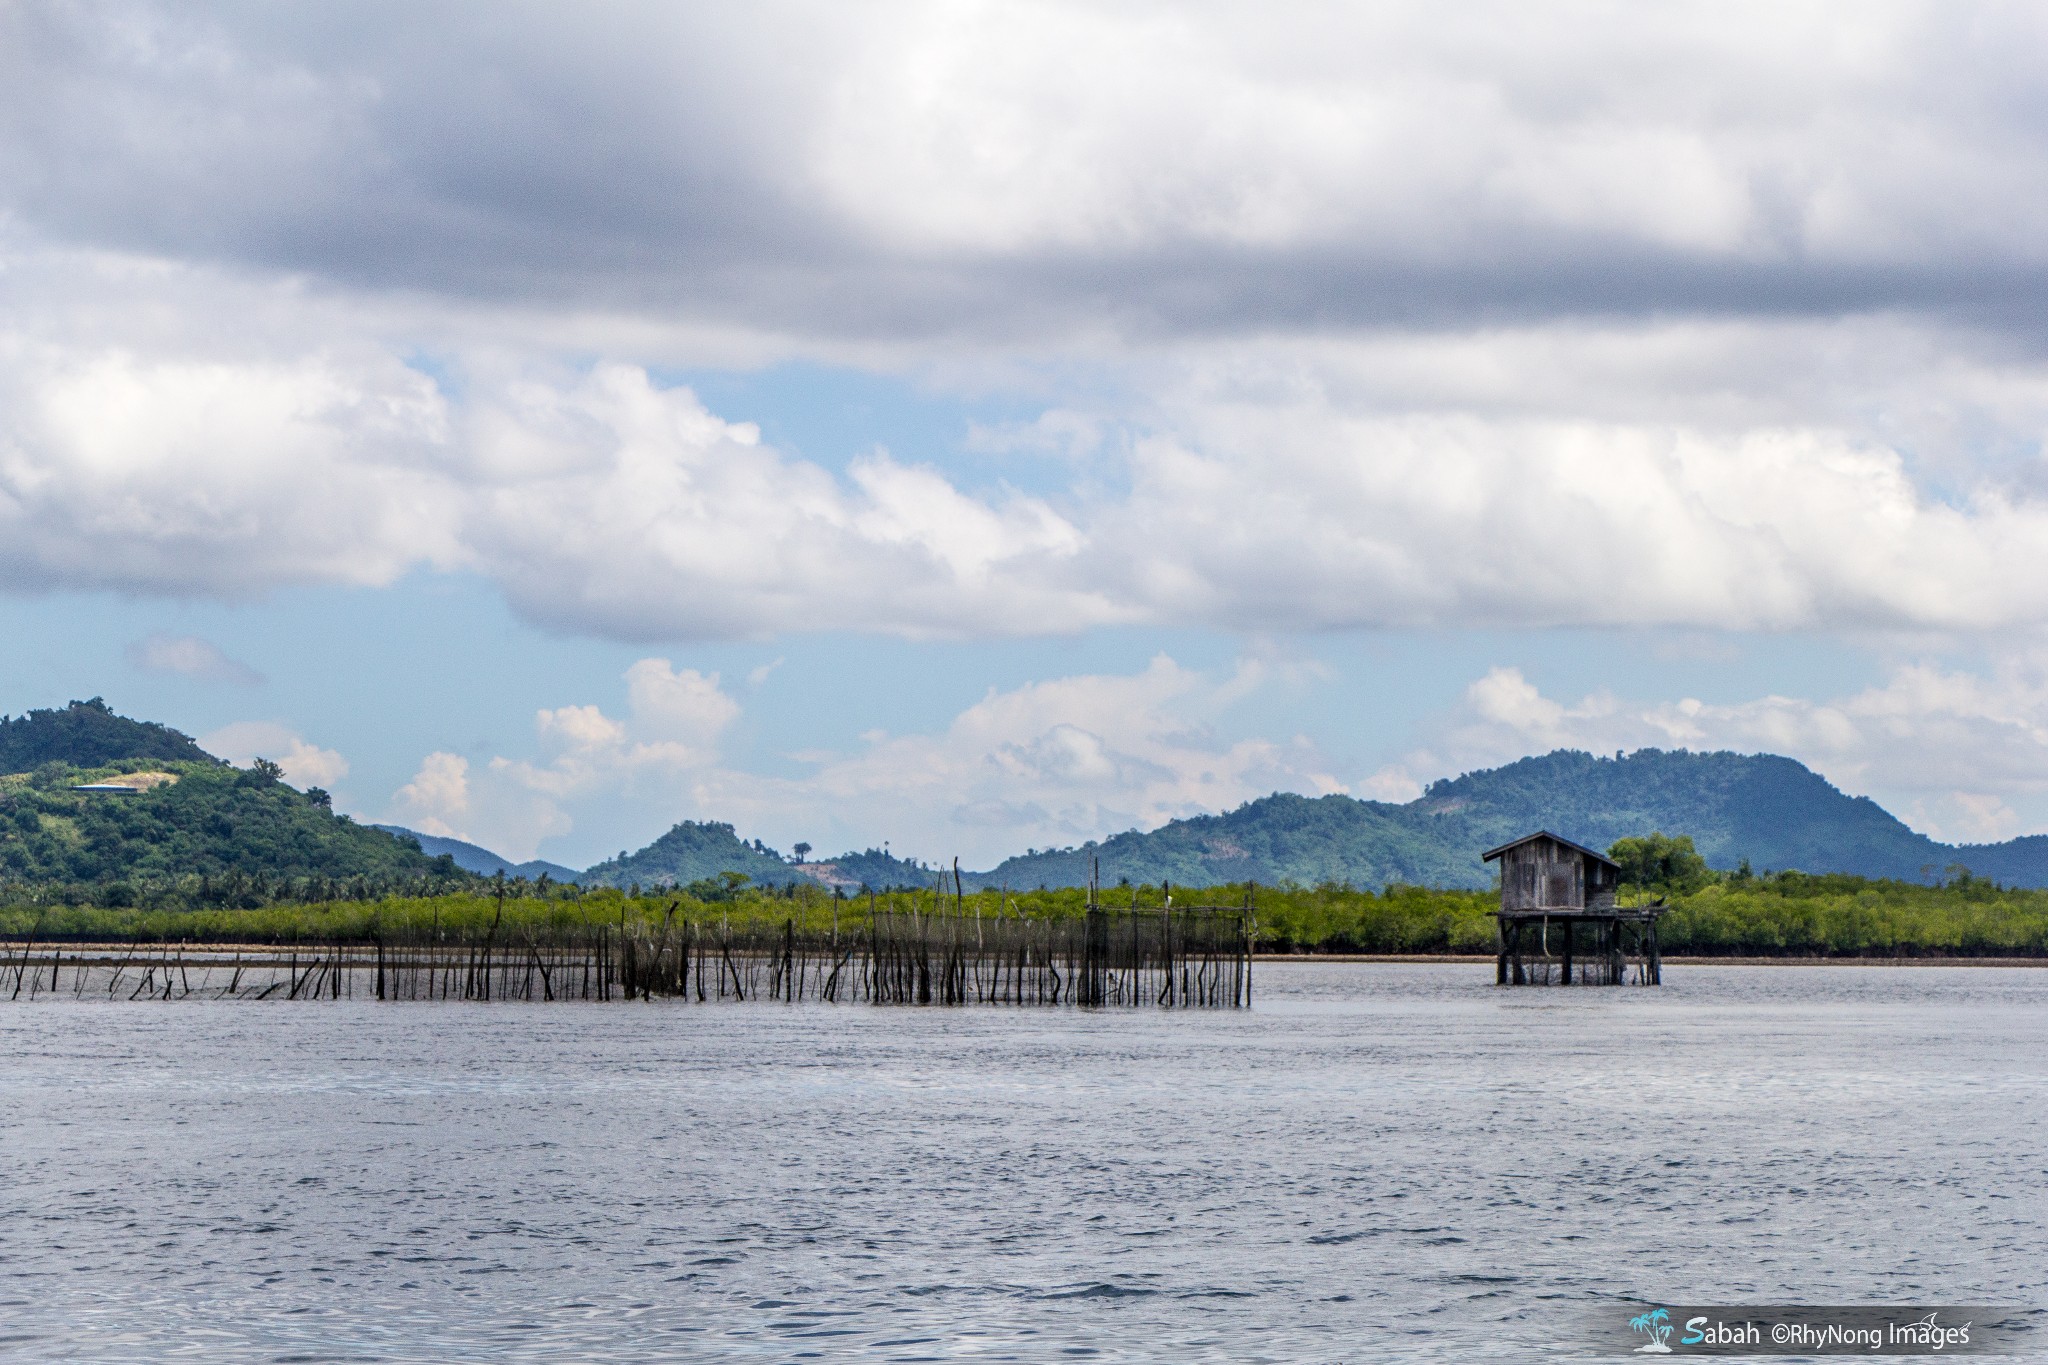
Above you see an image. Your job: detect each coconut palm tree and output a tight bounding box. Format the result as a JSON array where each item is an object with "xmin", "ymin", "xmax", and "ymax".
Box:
[{"xmin": 1629, "ymin": 1308, "xmax": 1673, "ymax": 1353}]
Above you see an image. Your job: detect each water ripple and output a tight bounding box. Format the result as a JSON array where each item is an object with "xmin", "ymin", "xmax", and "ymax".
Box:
[{"xmin": 0, "ymin": 962, "xmax": 2041, "ymax": 1361}]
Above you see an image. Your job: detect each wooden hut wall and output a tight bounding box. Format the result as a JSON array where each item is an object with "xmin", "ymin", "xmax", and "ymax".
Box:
[
  {"xmin": 1586, "ymin": 858, "xmax": 1619, "ymax": 909},
  {"xmin": 1498, "ymin": 838, "xmax": 1586, "ymax": 912}
]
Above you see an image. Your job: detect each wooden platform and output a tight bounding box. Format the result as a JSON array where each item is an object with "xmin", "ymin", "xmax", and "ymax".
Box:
[{"xmin": 1495, "ymin": 908, "xmax": 1663, "ymax": 985}]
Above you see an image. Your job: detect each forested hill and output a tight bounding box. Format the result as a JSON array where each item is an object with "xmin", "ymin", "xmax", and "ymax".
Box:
[
  {"xmin": 580, "ymin": 820, "xmax": 808, "ymax": 890},
  {"xmin": 970, "ymin": 749, "xmax": 2048, "ymax": 891},
  {"xmin": 0, "ymin": 698, "xmax": 212, "ymax": 771},
  {"xmin": 970, "ymin": 795, "xmax": 1466, "ymax": 891},
  {"xmin": 0, "ymin": 699, "xmax": 468, "ymax": 899},
  {"xmin": 1406, "ymin": 749, "xmax": 1940, "ymax": 879},
  {"xmin": 0, "ymin": 761, "xmax": 461, "ymax": 892},
  {"xmin": 798, "ymin": 847, "xmax": 948, "ymax": 891},
  {"xmin": 583, "ymin": 822, "xmax": 951, "ymax": 894}
]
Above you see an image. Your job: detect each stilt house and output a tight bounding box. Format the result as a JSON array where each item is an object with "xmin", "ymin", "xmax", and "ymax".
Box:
[{"xmin": 1483, "ymin": 831, "xmax": 1663, "ymax": 985}]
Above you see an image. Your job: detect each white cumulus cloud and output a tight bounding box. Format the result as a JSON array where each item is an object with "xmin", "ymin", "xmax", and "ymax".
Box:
[
  {"xmin": 392, "ymin": 752, "xmax": 471, "ymax": 839},
  {"xmin": 0, "ymin": 321, "xmax": 461, "ymax": 597},
  {"xmin": 386, "ymin": 653, "xmax": 1344, "ymax": 867},
  {"xmin": 2, "ymin": 9, "xmax": 2048, "ymax": 642},
  {"xmin": 200, "ymin": 720, "xmax": 350, "ymax": 790},
  {"xmin": 124, "ymin": 633, "xmax": 263, "ymax": 686}
]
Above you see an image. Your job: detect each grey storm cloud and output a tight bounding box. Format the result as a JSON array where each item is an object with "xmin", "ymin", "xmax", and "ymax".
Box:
[{"xmin": 7, "ymin": 1, "xmax": 2048, "ymax": 341}]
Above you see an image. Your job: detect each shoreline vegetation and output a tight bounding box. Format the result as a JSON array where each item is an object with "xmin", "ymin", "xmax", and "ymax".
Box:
[{"xmin": 5, "ymin": 864, "xmax": 2048, "ymax": 959}]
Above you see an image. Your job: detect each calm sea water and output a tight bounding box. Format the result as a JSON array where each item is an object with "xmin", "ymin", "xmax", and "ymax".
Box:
[{"xmin": 0, "ymin": 963, "xmax": 2043, "ymax": 1362}]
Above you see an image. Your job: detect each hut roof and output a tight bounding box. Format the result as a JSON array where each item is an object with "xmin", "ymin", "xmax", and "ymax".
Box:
[{"xmin": 1480, "ymin": 830, "xmax": 1620, "ymax": 869}]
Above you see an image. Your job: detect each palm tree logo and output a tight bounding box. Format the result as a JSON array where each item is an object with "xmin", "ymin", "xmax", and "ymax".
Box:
[{"xmin": 1629, "ymin": 1308, "xmax": 1674, "ymax": 1353}]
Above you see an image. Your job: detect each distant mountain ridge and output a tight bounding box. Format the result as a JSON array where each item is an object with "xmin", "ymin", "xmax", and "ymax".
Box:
[
  {"xmin": 581, "ymin": 749, "xmax": 2048, "ymax": 894},
  {"xmin": 971, "ymin": 749, "xmax": 2044, "ymax": 890},
  {"xmin": 12, "ymin": 697, "xmax": 2047, "ymax": 894},
  {"xmin": 372, "ymin": 826, "xmax": 582, "ymax": 883}
]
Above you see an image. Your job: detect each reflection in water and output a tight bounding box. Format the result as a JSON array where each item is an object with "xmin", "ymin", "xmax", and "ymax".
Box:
[{"xmin": 0, "ymin": 963, "xmax": 2042, "ymax": 1362}]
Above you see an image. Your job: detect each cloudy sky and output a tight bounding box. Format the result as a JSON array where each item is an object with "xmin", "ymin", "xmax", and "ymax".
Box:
[{"xmin": 6, "ymin": 1, "xmax": 2048, "ymax": 867}]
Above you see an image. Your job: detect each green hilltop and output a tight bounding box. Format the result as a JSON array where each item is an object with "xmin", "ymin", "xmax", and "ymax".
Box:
[
  {"xmin": 579, "ymin": 822, "xmax": 946, "ymax": 895},
  {"xmin": 0, "ymin": 699, "xmax": 468, "ymax": 905},
  {"xmin": 579, "ymin": 820, "xmax": 809, "ymax": 891},
  {"xmin": 0, "ymin": 697, "xmax": 211, "ymax": 771}
]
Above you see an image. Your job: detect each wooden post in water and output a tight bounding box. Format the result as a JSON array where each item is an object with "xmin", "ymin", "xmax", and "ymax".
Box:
[
  {"xmin": 10, "ymin": 917, "xmax": 42, "ymax": 1000},
  {"xmin": 1159, "ymin": 882, "xmax": 1173, "ymax": 1008},
  {"xmin": 1246, "ymin": 881, "xmax": 1255, "ymax": 1007}
]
